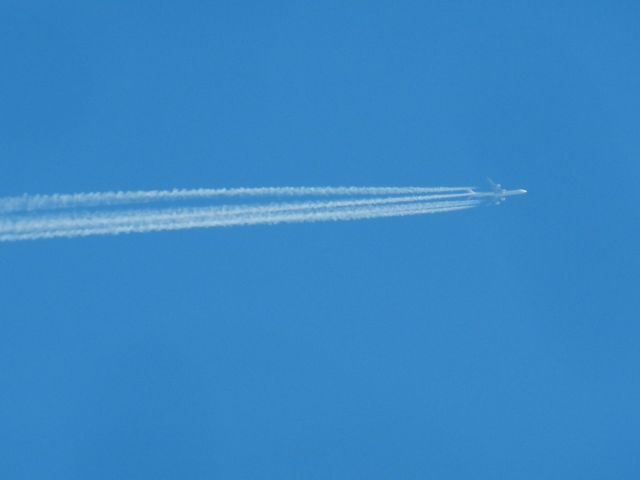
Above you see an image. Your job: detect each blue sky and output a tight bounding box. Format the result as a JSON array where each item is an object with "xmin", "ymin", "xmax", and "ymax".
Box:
[{"xmin": 1, "ymin": 1, "xmax": 639, "ymax": 478}]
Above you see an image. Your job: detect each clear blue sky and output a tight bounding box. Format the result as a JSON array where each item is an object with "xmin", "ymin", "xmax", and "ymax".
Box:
[{"xmin": 1, "ymin": 1, "xmax": 639, "ymax": 478}]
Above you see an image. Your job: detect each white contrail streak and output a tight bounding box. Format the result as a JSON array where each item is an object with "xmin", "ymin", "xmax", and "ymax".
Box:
[
  {"xmin": 0, "ymin": 186, "xmax": 476, "ymax": 213},
  {"xmin": 0, "ymin": 200, "xmax": 480, "ymax": 242},
  {"xmin": 0, "ymin": 185, "xmax": 496, "ymax": 242},
  {"xmin": 0, "ymin": 198, "xmax": 479, "ymax": 238},
  {"xmin": 0, "ymin": 200, "xmax": 479, "ymax": 237},
  {"xmin": 0, "ymin": 193, "xmax": 477, "ymax": 234}
]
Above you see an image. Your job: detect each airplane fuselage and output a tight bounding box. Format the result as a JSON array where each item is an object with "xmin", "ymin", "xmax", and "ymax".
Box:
[
  {"xmin": 470, "ymin": 186, "xmax": 527, "ymax": 204},
  {"xmin": 501, "ymin": 188, "xmax": 528, "ymax": 197}
]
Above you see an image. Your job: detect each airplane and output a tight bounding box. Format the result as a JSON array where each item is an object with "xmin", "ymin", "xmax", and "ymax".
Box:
[{"xmin": 479, "ymin": 179, "xmax": 527, "ymax": 204}]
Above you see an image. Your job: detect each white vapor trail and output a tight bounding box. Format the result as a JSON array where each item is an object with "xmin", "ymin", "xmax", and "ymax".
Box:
[
  {"xmin": 0, "ymin": 186, "xmax": 475, "ymax": 214},
  {"xmin": 0, "ymin": 186, "xmax": 487, "ymax": 242},
  {"xmin": 0, "ymin": 201, "xmax": 479, "ymax": 242}
]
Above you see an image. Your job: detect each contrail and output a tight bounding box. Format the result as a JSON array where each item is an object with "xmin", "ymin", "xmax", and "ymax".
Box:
[
  {"xmin": 0, "ymin": 186, "xmax": 475, "ymax": 214},
  {"xmin": 0, "ymin": 200, "xmax": 480, "ymax": 242},
  {"xmin": 0, "ymin": 193, "xmax": 476, "ymax": 233},
  {"xmin": 1, "ymin": 199, "xmax": 479, "ymax": 236},
  {"xmin": 0, "ymin": 184, "xmax": 525, "ymax": 242}
]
